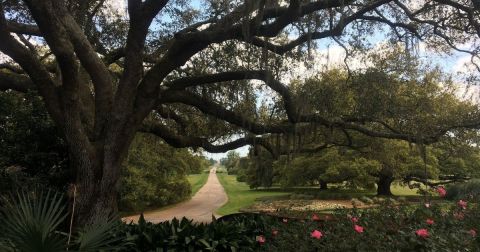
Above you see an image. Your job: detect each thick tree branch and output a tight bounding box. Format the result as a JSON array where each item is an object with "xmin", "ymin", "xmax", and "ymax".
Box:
[
  {"xmin": 0, "ymin": 4, "xmax": 63, "ymax": 124},
  {"xmin": 160, "ymin": 90, "xmax": 291, "ymax": 134},
  {"xmin": 141, "ymin": 122, "xmax": 274, "ymax": 153},
  {"xmin": 5, "ymin": 21, "xmax": 41, "ymax": 36},
  {"xmin": 0, "ymin": 72, "xmax": 35, "ymax": 92},
  {"xmin": 58, "ymin": 5, "xmax": 114, "ymax": 138},
  {"xmin": 166, "ymin": 70, "xmax": 298, "ymax": 121}
]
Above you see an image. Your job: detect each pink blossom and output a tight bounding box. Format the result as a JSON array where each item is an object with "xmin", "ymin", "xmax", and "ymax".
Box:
[
  {"xmin": 354, "ymin": 224, "xmax": 364, "ymax": 233},
  {"xmin": 272, "ymin": 230, "xmax": 279, "ymax": 236},
  {"xmin": 256, "ymin": 235, "xmax": 266, "ymax": 244},
  {"xmin": 351, "ymin": 217, "xmax": 359, "ymax": 223},
  {"xmin": 469, "ymin": 229, "xmax": 477, "ymax": 237},
  {"xmin": 282, "ymin": 218, "xmax": 288, "ymax": 223},
  {"xmin": 426, "ymin": 219, "xmax": 434, "ymax": 225},
  {"xmin": 416, "ymin": 229, "xmax": 429, "ymax": 238},
  {"xmin": 312, "ymin": 214, "xmax": 320, "ymax": 221},
  {"xmin": 436, "ymin": 186, "xmax": 447, "ymax": 197},
  {"xmin": 457, "ymin": 200, "xmax": 467, "ymax": 210},
  {"xmin": 424, "ymin": 203, "xmax": 431, "ymax": 208},
  {"xmin": 311, "ymin": 230, "xmax": 323, "ymax": 239}
]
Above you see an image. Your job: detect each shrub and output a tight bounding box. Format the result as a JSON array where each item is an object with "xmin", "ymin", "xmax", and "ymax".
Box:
[
  {"xmin": 259, "ymin": 201, "xmax": 480, "ymax": 251},
  {"xmin": 0, "ymin": 190, "xmax": 128, "ymax": 252},
  {"xmin": 119, "ymin": 134, "xmax": 193, "ymax": 212},
  {"xmin": 359, "ymin": 196, "xmax": 375, "ymax": 204},
  {"xmin": 119, "ymin": 214, "xmax": 271, "ymax": 251},
  {"xmin": 446, "ymin": 179, "xmax": 480, "ymax": 202}
]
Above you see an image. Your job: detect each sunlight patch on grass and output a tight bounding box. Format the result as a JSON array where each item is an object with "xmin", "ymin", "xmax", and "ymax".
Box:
[{"xmin": 216, "ymin": 174, "xmax": 290, "ymax": 215}]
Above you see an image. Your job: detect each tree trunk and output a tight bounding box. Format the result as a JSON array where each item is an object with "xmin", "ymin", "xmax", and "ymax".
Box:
[
  {"xmin": 377, "ymin": 175, "xmax": 394, "ymax": 196},
  {"xmin": 69, "ymin": 142, "xmax": 126, "ymax": 226},
  {"xmin": 319, "ymin": 180, "xmax": 328, "ymax": 190}
]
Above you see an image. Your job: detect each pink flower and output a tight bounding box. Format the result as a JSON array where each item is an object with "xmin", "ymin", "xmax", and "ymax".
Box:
[
  {"xmin": 256, "ymin": 235, "xmax": 266, "ymax": 244},
  {"xmin": 426, "ymin": 219, "xmax": 434, "ymax": 225},
  {"xmin": 354, "ymin": 224, "xmax": 364, "ymax": 233},
  {"xmin": 272, "ymin": 230, "xmax": 279, "ymax": 236},
  {"xmin": 282, "ymin": 218, "xmax": 288, "ymax": 223},
  {"xmin": 457, "ymin": 200, "xmax": 467, "ymax": 210},
  {"xmin": 436, "ymin": 186, "xmax": 447, "ymax": 197},
  {"xmin": 416, "ymin": 229, "xmax": 429, "ymax": 238},
  {"xmin": 351, "ymin": 217, "xmax": 359, "ymax": 223},
  {"xmin": 424, "ymin": 203, "xmax": 431, "ymax": 208},
  {"xmin": 469, "ymin": 229, "xmax": 477, "ymax": 237},
  {"xmin": 311, "ymin": 230, "xmax": 323, "ymax": 239},
  {"xmin": 312, "ymin": 213, "xmax": 320, "ymax": 221}
]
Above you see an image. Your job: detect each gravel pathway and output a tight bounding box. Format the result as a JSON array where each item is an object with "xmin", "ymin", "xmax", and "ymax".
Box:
[{"xmin": 123, "ymin": 167, "xmax": 228, "ymax": 223}]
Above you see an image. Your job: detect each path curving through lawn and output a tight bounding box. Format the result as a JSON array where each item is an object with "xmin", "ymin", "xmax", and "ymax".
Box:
[{"xmin": 123, "ymin": 167, "xmax": 228, "ymax": 223}]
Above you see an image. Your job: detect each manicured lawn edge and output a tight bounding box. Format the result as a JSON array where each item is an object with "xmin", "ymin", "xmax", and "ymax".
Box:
[
  {"xmin": 187, "ymin": 172, "xmax": 210, "ymax": 196},
  {"xmin": 216, "ymin": 173, "xmax": 290, "ymax": 215}
]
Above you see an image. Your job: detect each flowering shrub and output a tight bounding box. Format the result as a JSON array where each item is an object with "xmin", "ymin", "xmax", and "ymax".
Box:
[
  {"xmin": 116, "ymin": 199, "xmax": 479, "ymax": 251},
  {"xmin": 259, "ymin": 200, "xmax": 480, "ymax": 251},
  {"xmin": 446, "ymin": 179, "xmax": 480, "ymax": 202}
]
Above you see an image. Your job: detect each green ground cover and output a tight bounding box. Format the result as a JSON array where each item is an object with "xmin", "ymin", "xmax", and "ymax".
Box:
[
  {"xmin": 216, "ymin": 174, "xmax": 422, "ymax": 215},
  {"xmin": 216, "ymin": 174, "xmax": 290, "ymax": 215}
]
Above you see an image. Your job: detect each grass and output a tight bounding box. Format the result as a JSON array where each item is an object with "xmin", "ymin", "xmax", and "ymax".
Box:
[
  {"xmin": 391, "ymin": 183, "xmax": 420, "ymax": 196},
  {"xmin": 187, "ymin": 172, "xmax": 209, "ymax": 195},
  {"xmin": 216, "ymin": 174, "xmax": 290, "ymax": 215}
]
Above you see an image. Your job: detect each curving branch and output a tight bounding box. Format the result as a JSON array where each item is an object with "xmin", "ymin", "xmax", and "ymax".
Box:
[
  {"xmin": 0, "ymin": 4, "xmax": 63, "ymax": 124},
  {"xmin": 160, "ymin": 90, "xmax": 291, "ymax": 134},
  {"xmin": 141, "ymin": 121, "xmax": 274, "ymax": 153},
  {"xmin": 0, "ymin": 72, "xmax": 35, "ymax": 92},
  {"xmin": 166, "ymin": 70, "xmax": 298, "ymax": 121},
  {"xmin": 5, "ymin": 21, "xmax": 41, "ymax": 36}
]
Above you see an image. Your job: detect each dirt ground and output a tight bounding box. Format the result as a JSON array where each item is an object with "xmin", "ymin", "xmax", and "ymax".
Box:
[{"xmin": 123, "ymin": 167, "xmax": 228, "ymax": 223}]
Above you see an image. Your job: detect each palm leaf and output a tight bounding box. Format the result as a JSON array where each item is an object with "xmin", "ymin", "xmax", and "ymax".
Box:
[
  {"xmin": 0, "ymin": 190, "xmax": 68, "ymax": 252},
  {"xmin": 74, "ymin": 214, "xmax": 128, "ymax": 251}
]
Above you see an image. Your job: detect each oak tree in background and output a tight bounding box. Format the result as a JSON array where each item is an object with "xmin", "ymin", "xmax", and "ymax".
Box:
[{"xmin": 1, "ymin": 0, "xmax": 480, "ymax": 224}]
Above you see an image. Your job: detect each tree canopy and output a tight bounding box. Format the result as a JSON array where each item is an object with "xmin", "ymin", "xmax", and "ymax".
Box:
[{"xmin": 1, "ymin": 0, "xmax": 480, "ymax": 223}]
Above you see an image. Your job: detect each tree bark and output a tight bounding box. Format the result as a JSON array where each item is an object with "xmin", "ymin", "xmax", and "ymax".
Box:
[
  {"xmin": 377, "ymin": 174, "xmax": 394, "ymax": 196},
  {"xmin": 72, "ymin": 151, "xmax": 123, "ymax": 226},
  {"xmin": 319, "ymin": 180, "xmax": 328, "ymax": 190}
]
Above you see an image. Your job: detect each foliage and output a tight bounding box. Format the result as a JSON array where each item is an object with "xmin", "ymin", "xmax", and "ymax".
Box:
[
  {"xmin": 216, "ymin": 174, "xmax": 289, "ymax": 215},
  {"xmin": 220, "ymin": 151, "xmax": 241, "ymax": 174},
  {"xmin": 0, "ymin": 190, "xmax": 67, "ymax": 252},
  {"xmin": 119, "ymin": 215, "xmax": 267, "ymax": 252},
  {"xmin": 119, "ymin": 133, "xmax": 209, "ymax": 212},
  {"xmin": 114, "ymin": 199, "xmax": 480, "ymax": 251},
  {"xmin": 1, "ymin": 189, "xmax": 479, "ymax": 251},
  {"xmin": 259, "ymin": 201, "xmax": 480, "ymax": 251},
  {"xmin": 3, "ymin": 0, "xmax": 480, "ymax": 223},
  {"xmin": 0, "ymin": 92, "xmax": 70, "ymax": 192},
  {"xmin": 446, "ymin": 179, "xmax": 480, "ymax": 202},
  {"xmin": 238, "ymin": 61, "xmax": 480, "ymax": 194},
  {"xmin": 0, "ymin": 190, "xmax": 128, "ymax": 252}
]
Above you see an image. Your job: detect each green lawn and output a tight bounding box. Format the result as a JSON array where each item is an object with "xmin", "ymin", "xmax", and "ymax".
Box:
[
  {"xmin": 216, "ymin": 174, "xmax": 290, "ymax": 215},
  {"xmin": 215, "ymin": 174, "xmax": 421, "ymax": 216},
  {"xmin": 391, "ymin": 183, "xmax": 420, "ymax": 196},
  {"xmin": 187, "ymin": 172, "xmax": 209, "ymax": 195}
]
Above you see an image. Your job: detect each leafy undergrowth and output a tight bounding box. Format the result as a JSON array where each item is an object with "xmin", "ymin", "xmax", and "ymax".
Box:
[{"xmin": 118, "ymin": 200, "xmax": 480, "ymax": 251}]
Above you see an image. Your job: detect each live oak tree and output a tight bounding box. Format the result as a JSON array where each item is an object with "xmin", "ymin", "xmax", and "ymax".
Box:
[
  {"xmin": 1, "ymin": 0, "xmax": 480, "ymax": 224},
  {"xmin": 240, "ymin": 59, "xmax": 480, "ymax": 195}
]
